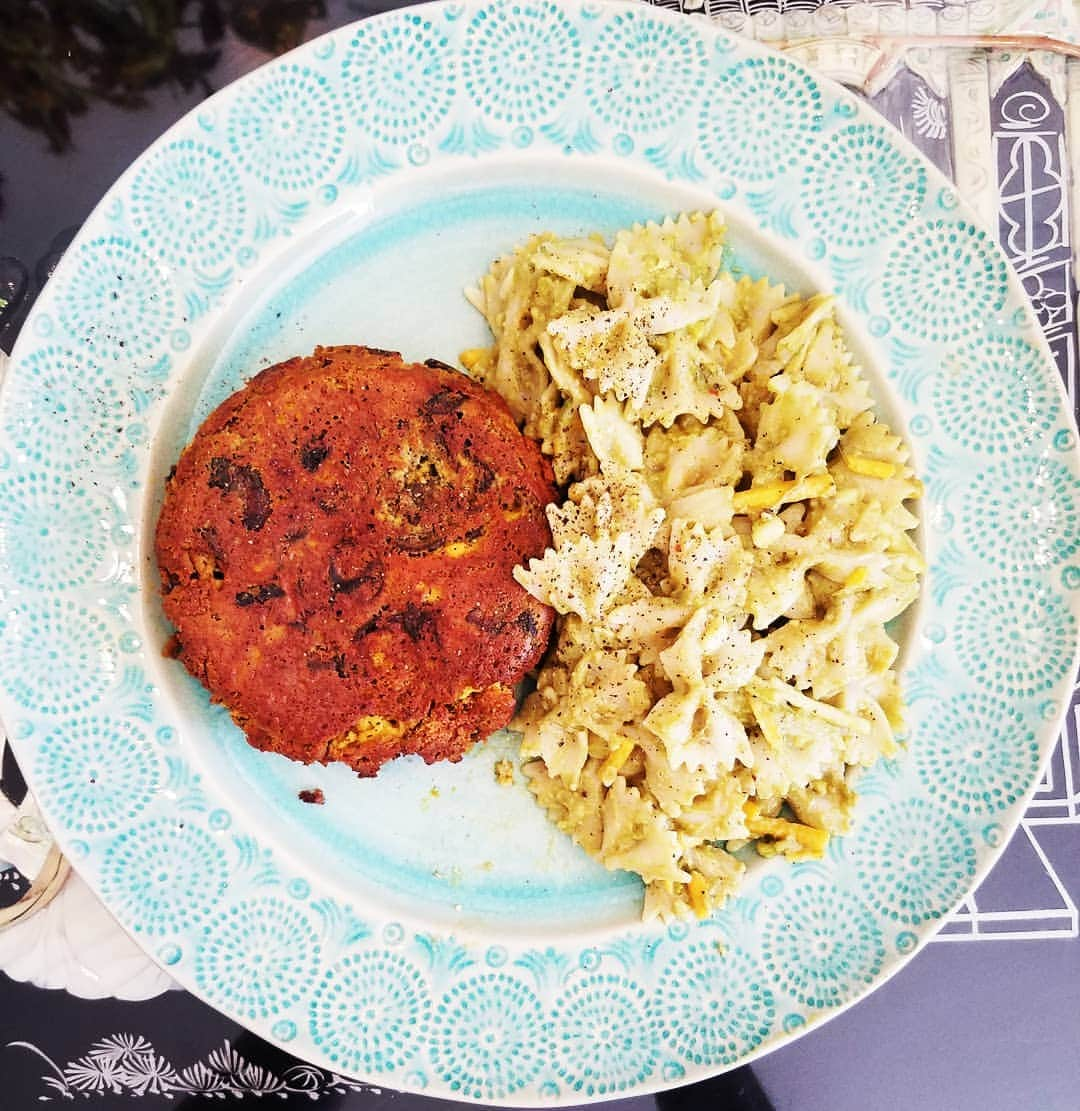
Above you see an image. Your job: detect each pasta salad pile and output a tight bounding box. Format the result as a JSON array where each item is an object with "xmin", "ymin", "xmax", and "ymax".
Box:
[{"xmin": 462, "ymin": 212, "xmax": 923, "ymax": 920}]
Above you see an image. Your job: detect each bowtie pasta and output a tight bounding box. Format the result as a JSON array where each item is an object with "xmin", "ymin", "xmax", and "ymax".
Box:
[{"xmin": 462, "ymin": 212, "xmax": 923, "ymax": 921}]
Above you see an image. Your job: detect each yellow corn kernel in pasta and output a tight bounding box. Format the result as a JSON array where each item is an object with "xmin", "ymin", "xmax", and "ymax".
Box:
[
  {"xmin": 746, "ymin": 813, "xmax": 829, "ymax": 856},
  {"xmin": 599, "ymin": 737, "xmax": 636, "ymax": 787},
  {"xmin": 687, "ymin": 871, "xmax": 709, "ymax": 919},
  {"xmin": 733, "ymin": 473, "xmax": 833, "ymax": 514},
  {"xmin": 459, "ymin": 347, "xmax": 490, "ymax": 373},
  {"xmin": 799, "ymin": 473, "xmax": 835, "ymax": 498},
  {"xmin": 732, "ymin": 480, "xmax": 793, "ymax": 513},
  {"xmin": 843, "ymin": 452, "xmax": 897, "ymax": 479},
  {"xmin": 844, "ymin": 566, "xmax": 869, "ymax": 589},
  {"xmin": 867, "ymin": 640, "xmax": 897, "ymax": 674}
]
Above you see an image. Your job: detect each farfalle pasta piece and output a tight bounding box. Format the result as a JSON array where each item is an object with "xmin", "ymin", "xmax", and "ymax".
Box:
[
  {"xmin": 519, "ymin": 471, "xmax": 664, "ymax": 622},
  {"xmin": 644, "ymin": 842, "xmax": 746, "ymax": 921},
  {"xmin": 683, "ymin": 843, "xmax": 747, "ymax": 913},
  {"xmin": 638, "ymin": 331, "xmax": 742, "ymax": 428},
  {"xmin": 673, "ymin": 772, "xmax": 751, "ymax": 843},
  {"xmin": 842, "ymin": 685, "xmax": 902, "ymax": 767},
  {"xmin": 533, "ymin": 235, "xmax": 610, "ymax": 291},
  {"xmin": 658, "ymin": 606, "xmax": 765, "ymax": 692},
  {"xmin": 644, "ymin": 411, "xmax": 745, "ymax": 500},
  {"xmin": 514, "ymin": 531, "xmax": 645, "ymax": 622},
  {"xmin": 762, "ymin": 614, "xmax": 850, "ymax": 696},
  {"xmin": 545, "ymin": 467, "xmax": 664, "ymax": 551},
  {"xmin": 643, "ymin": 685, "xmax": 752, "ymax": 776},
  {"xmin": 833, "ymin": 410, "xmax": 923, "ymax": 521},
  {"xmin": 665, "ymin": 484, "xmax": 737, "ymax": 533},
  {"xmin": 736, "ymin": 275, "xmax": 798, "ymax": 345},
  {"xmin": 547, "ymin": 304, "xmax": 658, "ymax": 409},
  {"xmin": 600, "ymin": 776, "xmax": 688, "ymax": 885},
  {"xmin": 517, "ymin": 649, "xmax": 652, "ymax": 788},
  {"xmin": 641, "ymin": 607, "xmax": 762, "ymax": 774},
  {"xmin": 602, "ymin": 596, "xmax": 693, "ymax": 659},
  {"xmin": 773, "ymin": 293, "xmax": 836, "ymax": 371},
  {"xmin": 536, "ymin": 330, "xmax": 595, "ymax": 409},
  {"xmin": 464, "ymin": 237, "xmax": 578, "ymax": 424},
  {"xmin": 797, "ymin": 313, "xmax": 874, "ymax": 427},
  {"xmin": 549, "ymin": 612, "xmax": 609, "ymax": 670},
  {"xmin": 514, "ymin": 667, "xmax": 589, "ymax": 787},
  {"xmin": 522, "ymin": 757, "xmax": 605, "ymax": 856},
  {"xmin": 606, "ymin": 211, "xmax": 727, "ymax": 309},
  {"xmin": 634, "ymin": 731, "xmax": 711, "ymax": 819},
  {"xmin": 579, "ymin": 396, "xmax": 645, "ymax": 473},
  {"xmin": 516, "ymin": 379, "xmax": 592, "ymax": 484},
  {"xmin": 748, "ymin": 678, "xmax": 871, "ymax": 796},
  {"xmin": 634, "ymin": 289, "xmax": 719, "ymax": 335},
  {"xmin": 666, "ymin": 519, "xmax": 751, "ymax": 605},
  {"xmin": 749, "ymin": 378, "xmax": 840, "ymax": 478},
  {"xmin": 786, "ymin": 772, "xmax": 856, "ymax": 836},
  {"xmin": 745, "ymin": 553, "xmax": 817, "ymax": 631}
]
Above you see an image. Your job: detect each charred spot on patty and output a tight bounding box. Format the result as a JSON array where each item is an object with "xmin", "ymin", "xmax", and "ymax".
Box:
[
  {"xmin": 305, "ymin": 647, "xmax": 349, "ymax": 678},
  {"xmin": 388, "ymin": 602, "xmax": 439, "ymax": 643},
  {"xmin": 394, "ymin": 528, "xmax": 443, "ymax": 555},
  {"xmin": 208, "ymin": 456, "xmax": 272, "ymax": 531},
  {"xmin": 155, "ymin": 344, "xmax": 557, "ymax": 777},
  {"xmin": 353, "ymin": 613, "xmax": 382, "ymax": 641},
  {"xmin": 235, "ymin": 582, "xmax": 286, "ymax": 607},
  {"xmin": 422, "ymin": 386, "xmax": 469, "ymax": 415},
  {"xmin": 300, "ymin": 433, "xmax": 330, "ymax": 472},
  {"xmin": 466, "ymin": 600, "xmax": 532, "ymax": 638},
  {"xmin": 328, "ymin": 549, "xmax": 384, "ymax": 600},
  {"xmin": 239, "ymin": 474, "xmax": 270, "ymax": 531},
  {"xmin": 197, "ymin": 524, "xmax": 223, "ymax": 553},
  {"xmin": 472, "ymin": 458, "xmax": 496, "ymax": 495},
  {"xmin": 466, "ymin": 604, "xmax": 502, "ymax": 635},
  {"xmin": 207, "ymin": 456, "xmax": 231, "ymax": 490},
  {"xmin": 516, "ymin": 610, "xmax": 539, "ymax": 637}
]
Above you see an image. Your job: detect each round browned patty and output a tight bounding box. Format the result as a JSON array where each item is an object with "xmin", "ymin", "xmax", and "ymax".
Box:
[{"xmin": 155, "ymin": 344, "xmax": 557, "ymax": 776}]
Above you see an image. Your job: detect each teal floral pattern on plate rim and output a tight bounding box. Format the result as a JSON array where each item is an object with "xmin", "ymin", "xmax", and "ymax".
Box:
[{"xmin": 1, "ymin": 0, "xmax": 1079, "ymax": 1102}]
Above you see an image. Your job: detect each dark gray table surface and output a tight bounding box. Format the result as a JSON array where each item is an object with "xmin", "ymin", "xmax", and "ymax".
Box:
[{"xmin": 0, "ymin": 2, "xmax": 1078, "ymax": 1109}]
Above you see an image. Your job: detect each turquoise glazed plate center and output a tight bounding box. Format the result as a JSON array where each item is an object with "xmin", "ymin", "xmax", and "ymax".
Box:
[
  {"xmin": 155, "ymin": 169, "xmax": 850, "ymax": 935},
  {"xmin": 2, "ymin": 1, "xmax": 1079, "ymax": 1103}
]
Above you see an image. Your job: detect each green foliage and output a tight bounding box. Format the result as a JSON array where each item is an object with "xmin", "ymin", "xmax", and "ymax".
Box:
[{"xmin": 0, "ymin": 0, "xmax": 326, "ymax": 150}]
